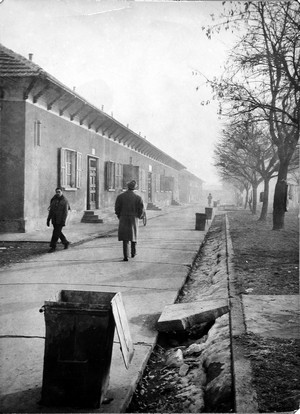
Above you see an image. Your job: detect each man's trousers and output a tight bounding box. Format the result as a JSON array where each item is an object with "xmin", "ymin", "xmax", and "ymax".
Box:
[
  {"xmin": 123, "ymin": 241, "xmax": 136, "ymax": 259},
  {"xmin": 50, "ymin": 224, "xmax": 68, "ymax": 248}
]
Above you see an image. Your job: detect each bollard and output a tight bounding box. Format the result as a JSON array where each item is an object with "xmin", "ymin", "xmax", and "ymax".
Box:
[
  {"xmin": 195, "ymin": 213, "xmax": 206, "ymax": 230},
  {"xmin": 205, "ymin": 207, "xmax": 213, "ymax": 220}
]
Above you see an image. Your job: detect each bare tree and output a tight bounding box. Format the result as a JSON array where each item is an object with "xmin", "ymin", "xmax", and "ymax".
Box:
[
  {"xmin": 214, "ymin": 127, "xmax": 264, "ymax": 214},
  {"xmin": 206, "ymin": 1, "xmax": 300, "ymax": 229}
]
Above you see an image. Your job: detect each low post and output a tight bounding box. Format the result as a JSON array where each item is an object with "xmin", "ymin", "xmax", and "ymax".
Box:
[
  {"xmin": 205, "ymin": 207, "xmax": 213, "ymax": 220},
  {"xmin": 195, "ymin": 213, "xmax": 206, "ymax": 230}
]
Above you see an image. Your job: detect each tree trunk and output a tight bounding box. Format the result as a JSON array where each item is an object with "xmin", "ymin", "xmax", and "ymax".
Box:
[
  {"xmin": 259, "ymin": 178, "xmax": 270, "ymax": 221},
  {"xmin": 273, "ymin": 163, "xmax": 288, "ymax": 230},
  {"xmin": 252, "ymin": 184, "xmax": 258, "ymax": 214},
  {"xmin": 244, "ymin": 188, "xmax": 249, "ymax": 209}
]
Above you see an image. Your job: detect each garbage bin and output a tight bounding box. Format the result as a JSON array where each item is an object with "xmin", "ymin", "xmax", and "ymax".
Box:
[
  {"xmin": 195, "ymin": 213, "xmax": 206, "ymax": 230},
  {"xmin": 213, "ymin": 201, "xmax": 217, "ymax": 208},
  {"xmin": 205, "ymin": 207, "xmax": 213, "ymax": 220},
  {"xmin": 40, "ymin": 290, "xmax": 124, "ymax": 408}
]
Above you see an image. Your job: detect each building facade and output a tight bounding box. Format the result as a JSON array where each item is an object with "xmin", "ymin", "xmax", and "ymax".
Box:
[{"xmin": 0, "ymin": 44, "xmax": 203, "ymax": 232}]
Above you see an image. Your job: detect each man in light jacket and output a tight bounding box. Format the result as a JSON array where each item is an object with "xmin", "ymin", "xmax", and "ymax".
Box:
[{"xmin": 115, "ymin": 180, "xmax": 144, "ymax": 261}]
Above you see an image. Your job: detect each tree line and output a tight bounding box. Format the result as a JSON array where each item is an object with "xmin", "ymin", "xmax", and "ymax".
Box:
[{"xmin": 203, "ymin": 1, "xmax": 299, "ymax": 229}]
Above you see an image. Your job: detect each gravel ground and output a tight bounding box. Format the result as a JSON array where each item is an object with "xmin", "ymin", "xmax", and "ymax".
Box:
[
  {"xmin": 227, "ymin": 208, "xmax": 299, "ymax": 412},
  {"xmin": 0, "ymin": 241, "xmax": 48, "ymax": 268}
]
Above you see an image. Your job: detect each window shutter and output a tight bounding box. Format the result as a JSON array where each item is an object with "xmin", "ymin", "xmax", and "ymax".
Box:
[
  {"xmin": 141, "ymin": 169, "xmax": 146, "ymax": 191},
  {"xmin": 105, "ymin": 161, "xmax": 116, "ymax": 190},
  {"xmin": 105, "ymin": 161, "xmax": 110, "ymax": 190},
  {"xmin": 117, "ymin": 163, "xmax": 123, "ymax": 189},
  {"xmin": 156, "ymin": 173, "xmax": 160, "ymax": 192},
  {"xmin": 139, "ymin": 168, "xmax": 142, "ymax": 191},
  {"xmin": 76, "ymin": 152, "xmax": 82, "ymax": 188},
  {"xmin": 160, "ymin": 175, "xmax": 165, "ymax": 191},
  {"xmin": 60, "ymin": 148, "xmax": 67, "ymax": 188},
  {"xmin": 133, "ymin": 166, "xmax": 139, "ymax": 187}
]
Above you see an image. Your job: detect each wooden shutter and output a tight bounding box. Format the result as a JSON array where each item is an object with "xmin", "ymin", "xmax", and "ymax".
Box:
[
  {"xmin": 76, "ymin": 152, "xmax": 82, "ymax": 188},
  {"xmin": 156, "ymin": 173, "xmax": 160, "ymax": 192},
  {"xmin": 105, "ymin": 161, "xmax": 115, "ymax": 190},
  {"xmin": 160, "ymin": 175, "xmax": 165, "ymax": 192},
  {"xmin": 116, "ymin": 163, "xmax": 123, "ymax": 189},
  {"xmin": 60, "ymin": 148, "xmax": 67, "ymax": 188}
]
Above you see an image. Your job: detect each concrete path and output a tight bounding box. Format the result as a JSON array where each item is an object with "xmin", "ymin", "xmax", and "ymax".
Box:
[{"xmin": 0, "ymin": 204, "xmax": 208, "ymax": 413}]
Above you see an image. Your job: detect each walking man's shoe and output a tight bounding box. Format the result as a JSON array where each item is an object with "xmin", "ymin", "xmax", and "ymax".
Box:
[
  {"xmin": 64, "ymin": 242, "xmax": 70, "ymax": 249},
  {"xmin": 131, "ymin": 242, "xmax": 136, "ymax": 258},
  {"xmin": 48, "ymin": 248, "xmax": 55, "ymax": 253},
  {"xmin": 123, "ymin": 257, "xmax": 128, "ymax": 261}
]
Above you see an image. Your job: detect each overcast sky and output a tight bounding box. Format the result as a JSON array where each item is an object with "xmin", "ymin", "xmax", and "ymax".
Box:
[{"xmin": 0, "ymin": 0, "xmax": 238, "ymax": 186}]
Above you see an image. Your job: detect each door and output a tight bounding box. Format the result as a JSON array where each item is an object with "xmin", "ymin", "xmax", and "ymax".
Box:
[
  {"xmin": 88, "ymin": 157, "xmax": 98, "ymax": 210},
  {"xmin": 148, "ymin": 172, "xmax": 152, "ymax": 203}
]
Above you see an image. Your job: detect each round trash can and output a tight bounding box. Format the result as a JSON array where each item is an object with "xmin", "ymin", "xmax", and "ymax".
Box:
[
  {"xmin": 195, "ymin": 213, "xmax": 206, "ymax": 230},
  {"xmin": 205, "ymin": 207, "xmax": 213, "ymax": 220}
]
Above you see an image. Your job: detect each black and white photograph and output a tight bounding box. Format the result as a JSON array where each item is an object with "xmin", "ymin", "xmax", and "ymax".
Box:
[{"xmin": 0, "ymin": 0, "xmax": 299, "ymax": 412}]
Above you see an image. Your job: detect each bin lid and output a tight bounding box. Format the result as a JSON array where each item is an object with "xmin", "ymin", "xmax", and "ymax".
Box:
[{"xmin": 111, "ymin": 292, "xmax": 134, "ymax": 369}]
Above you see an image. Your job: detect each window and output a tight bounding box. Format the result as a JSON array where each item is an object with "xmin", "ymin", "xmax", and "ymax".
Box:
[
  {"xmin": 141, "ymin": 169, "xmax": 146, "ymax": 192},
  {"xmin": 123, "ymin": 164, "xmax": 139, "ymax": 189},
  {"xmin": 105, "ymin": 161, "xmax": 116, "ymax": 191},
  {"xmin": 105, "ymin": 162, "xmax": 124, "ymax": 190},
  {"xmin": 155, "ymin": 173, "xmax": 160, "ymax": 192},
  {"xmin": 160, "ymin": 175, "xmax": 174, "ymax": 192},
  {"xmin": 34, "ymin": 120, "xmax": 42, "ymax": 146},
  {"xmin": 116, "ymin": 163, "xmax": 123, "ymax": 189},
  {"xmin": 60, "ymin": 148, "xmax": 82, "ymax": 189}
]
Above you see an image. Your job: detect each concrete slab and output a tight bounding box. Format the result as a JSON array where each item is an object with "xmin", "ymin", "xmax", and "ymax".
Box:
[
  {"xmin": 157, "ymin": 299, "xmax": 229, "ymax": 332},
  {"xmin": 243, "ymin": 295, "xmax": 300, "ymax": 339}
]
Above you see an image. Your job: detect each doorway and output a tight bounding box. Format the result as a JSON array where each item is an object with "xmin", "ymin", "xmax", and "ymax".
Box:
[
  {"xmin": 87, "ymin": 157, "xmax": 98, "ymax": 210},
  {"xmin": 148, "ymin": 172, "xmax": 152, "ymax": 203}
]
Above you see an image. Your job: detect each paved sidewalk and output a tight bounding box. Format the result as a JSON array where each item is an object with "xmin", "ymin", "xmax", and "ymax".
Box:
[
  {"xmin": 0, "ymin": 206, "xmax": 171, "ymax": 245},
  {"xmin": 0, "ymin": 204, "xmax": 210, "ymax": 413}
]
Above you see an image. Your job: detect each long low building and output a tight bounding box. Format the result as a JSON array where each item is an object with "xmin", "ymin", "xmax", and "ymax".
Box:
[{"xmin": 0, "ymin": 44, "xmax": 204, "ymax": 232}]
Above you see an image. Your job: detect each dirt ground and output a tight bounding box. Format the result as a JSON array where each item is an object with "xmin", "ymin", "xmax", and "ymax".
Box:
[
  {"xmin": 228, "ymin": 208, "xmax": 299, "ymax": 296},
  {"xmin": 228, "ymin": 208, "xmax": 299, "ymax": 413},
  {"xmin": 0, "ymin": 241, "xmax": 48, "ymax": 268}
]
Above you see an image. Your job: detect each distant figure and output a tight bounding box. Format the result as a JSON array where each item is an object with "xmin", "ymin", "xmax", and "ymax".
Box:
[
  {"xmin": 115, "ymin": 180, "xmax": 145, "ymax": 261},
  {"xmin": 47, "ymin": 187, "xmax": 70, "ymax": 253},
  {"xmin": 207, "ymin": 193, "xmax": 213, "ymax": 207}
]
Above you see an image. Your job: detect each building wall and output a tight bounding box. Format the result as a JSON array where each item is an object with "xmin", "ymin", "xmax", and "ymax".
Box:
[
  {"xmin": 0, "ymin": 100, "xmax": 26, "ymax": 232},
  {"xmin": 2, "ymin": 100, "xmax": 184, "ymax": 232},
  {"xmin": 178, "ymin": 171, "xmax": 203, "ymax": 204}
]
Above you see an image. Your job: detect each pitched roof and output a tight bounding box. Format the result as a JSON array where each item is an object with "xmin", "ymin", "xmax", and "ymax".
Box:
[
  {"xmin": 0, "ymin": 43, "xmax": 188, "ymax": 171},
  {"xmin": 0, "ymin": 44, "xmax": 45, "ymax": 77}
]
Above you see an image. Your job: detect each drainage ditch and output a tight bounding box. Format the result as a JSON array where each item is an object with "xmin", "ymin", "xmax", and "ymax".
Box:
[{"xmin": 127, "ymin": 213, "xmax": 234, "ymax": 413}]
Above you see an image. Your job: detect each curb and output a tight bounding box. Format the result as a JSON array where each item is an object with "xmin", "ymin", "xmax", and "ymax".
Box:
[{"xmin": 225, "ymin": 214, "xmax": 259, "ymax": 413}]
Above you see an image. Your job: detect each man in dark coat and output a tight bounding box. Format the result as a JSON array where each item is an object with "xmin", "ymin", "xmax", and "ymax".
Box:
[
  {"xmin": 115, "ymin": 180, "xmax": 144, "ymax": 261},
  {"xmin": 47, "ymin": 187, "xmax": 70, "ymax": 253},
  {"xmin": 207, "ymin": 193, "xmax": 213, "ymax": 207}
]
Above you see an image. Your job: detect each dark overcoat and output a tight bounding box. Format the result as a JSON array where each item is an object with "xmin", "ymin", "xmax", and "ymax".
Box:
[
  {"xmin": 47, "ymin": 195, "xmax": 69, "ymax": 226},
  {"xmin": 115, "ymin": 190, "xmax": 144, "ymax": 241}
]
